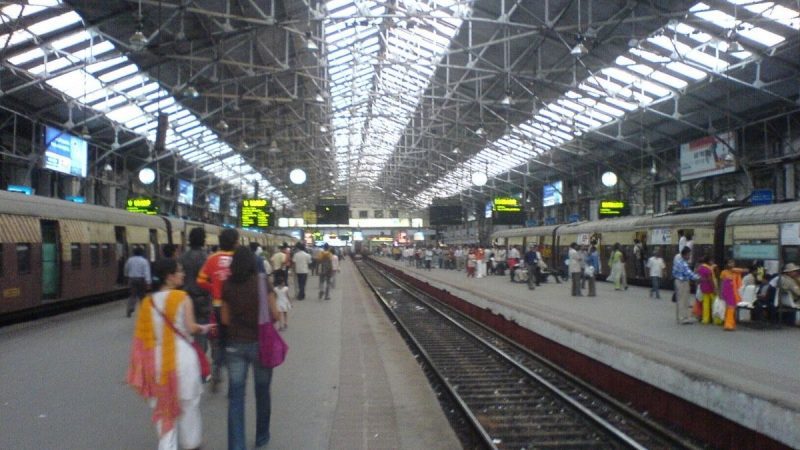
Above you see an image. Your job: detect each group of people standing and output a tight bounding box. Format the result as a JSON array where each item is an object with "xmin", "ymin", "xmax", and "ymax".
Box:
[{"xmin": 124, "ymin": 229, "xmax": 341, "ymax": 450}]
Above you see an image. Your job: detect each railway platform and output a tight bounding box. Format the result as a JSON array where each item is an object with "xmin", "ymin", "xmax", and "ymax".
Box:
[
  {"xmin": 0, "ymin": 260, "xmax": 460, "ymax": 449},
  {"xmin": 374, "ymin": 256, "xmax": 800, "ymax": 449}
]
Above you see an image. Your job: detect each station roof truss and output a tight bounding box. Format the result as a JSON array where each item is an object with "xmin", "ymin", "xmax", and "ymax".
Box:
[{"xmin": 0, "ymin": 0, "xmax": 798, "ymax": 212}]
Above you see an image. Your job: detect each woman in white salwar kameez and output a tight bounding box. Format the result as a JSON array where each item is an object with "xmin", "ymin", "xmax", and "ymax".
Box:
[{"xmin": 128, "ymin": 259, "xmax": 215, "ymax": 450}]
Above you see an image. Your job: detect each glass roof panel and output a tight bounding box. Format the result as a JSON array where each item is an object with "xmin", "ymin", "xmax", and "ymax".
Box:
[
  {"xmin": 2, "ymin": 3, "xmax": 289, "ymax": 205},
  {"xmin": 324, "ymin": 0, "xmax": 471, "ymax": 186},
  {"xmin": 417, "ymin": 0, "xmax": 799, "ymax": 206}
]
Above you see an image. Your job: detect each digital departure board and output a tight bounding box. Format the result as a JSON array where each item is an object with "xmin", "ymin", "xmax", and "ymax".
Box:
[
  {"xmin": 492, "ymin": 196, "xmax": 525, "ymax": 225},
  {"xmin": 240, "ymin": 198, "xmax": 271, "ymax": 229},
  {"xmin": 126, "ymin": 197, "xmax": 158, "ymax": 215},
  {"xmin": 598, "ymin": 200, "xmax": 630, "ymax": 218},
  {"xmin": 492, "ymin": 197, "xmax": 522, "ymax": 212}
]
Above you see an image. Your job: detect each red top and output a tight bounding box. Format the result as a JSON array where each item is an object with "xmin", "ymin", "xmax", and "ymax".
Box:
[{"xmin": 197, "ymin": 251, "xmax": 234, "ymax": 306}]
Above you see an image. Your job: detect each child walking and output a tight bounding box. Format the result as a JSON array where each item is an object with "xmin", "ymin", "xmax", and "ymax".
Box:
[{"xmin": 274, "ymin": 276, "xmax": 292, "ymax": 330}]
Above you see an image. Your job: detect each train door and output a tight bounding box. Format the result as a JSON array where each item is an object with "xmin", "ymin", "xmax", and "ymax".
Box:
[
  {"xmin": 115, "ymin": 226, "xmax": 128, "ymax": 285},
  {"xmin": 149, "ymin": 229, "xmax": 159, "ymax": 262},
  {"xmin": 40, "ymin": 220, "xmax": 60, "ymax": 299}
]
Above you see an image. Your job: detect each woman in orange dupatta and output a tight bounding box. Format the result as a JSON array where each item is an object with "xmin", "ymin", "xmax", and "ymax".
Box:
[
  {"xmin": 719, "ymin": 259, "xmax": 748, "ymax": 331},
  {"xmin": 127, "ymin": 258, "xmax": 215, "ymax": 450}
]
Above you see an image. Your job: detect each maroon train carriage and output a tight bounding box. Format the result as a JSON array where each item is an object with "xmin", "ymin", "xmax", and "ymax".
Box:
[{"xmin": 0, "ymin": 190, "xmax": 169, "ymax": 315}]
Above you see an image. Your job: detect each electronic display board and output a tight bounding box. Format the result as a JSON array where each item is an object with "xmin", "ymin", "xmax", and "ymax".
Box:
[
  {"xmin": 240, "ymin": 198, "xmax": 271, "ymax": 229},
  {"xmin": 492, "ymin": 197, "xmax": 525, "ymax": 225},
  {"xmin": 492, "ymin": 197, "xmax": 522, "ymax": 212},
  {"xmin": 207, "ymin": 193, "xmax": 220, "ymax": 213},
  {"xmin": 126, "ymin": 197, "xmax": 158, "ymax": 215},
  {"xmin": 598, "ymin": 200, "xmax": 630, "ymax": 218},
  {"xmin": 44, "ymin": 126, "xmax": 88, "ymax": 178},
  {"xmin": 543, "ymin": 181, "xmax": 563, "ymax": 207},
  {"xmin": 316, "ymin": 204, "xmax": 349, "ymax": 224},
  {"xmin": 177, "ymin": 179, "xmax": 194, "ymax": 205},
  {"xmin": 429, "ymin": 205, "xmax": 463, "ymax": 225}
]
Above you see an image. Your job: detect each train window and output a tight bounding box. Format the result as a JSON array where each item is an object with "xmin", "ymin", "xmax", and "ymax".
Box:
[
  {"xmin": 782, "ymin": 247, "xmax": 800, "ymax": 265},
  {"xmin": 71, "ymin": 243, "xmax": 81, "ymax": 269},
  {"xmin": 101, "ymin": 244, "xmax": 111, "ymax": 266},
  {"xmin": 90, "ymin": 244, "xmax": 100, "ymax": 268},
  {"xmin": 16, "ymin": 244, "xmax": 31, "ymax": 274}
]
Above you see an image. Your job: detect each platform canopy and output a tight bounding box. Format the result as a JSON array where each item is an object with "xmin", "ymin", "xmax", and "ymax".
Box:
[{"xmin": 1, "ymin": 0, "xmax": 798, "ymax": 210}]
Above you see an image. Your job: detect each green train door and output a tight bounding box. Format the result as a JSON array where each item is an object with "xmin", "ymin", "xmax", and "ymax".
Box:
[{"xmin": 41, "ymin": 220, "xmax": 60, "ymax": 299}]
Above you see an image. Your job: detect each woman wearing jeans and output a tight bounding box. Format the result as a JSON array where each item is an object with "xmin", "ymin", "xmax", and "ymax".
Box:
[{"xmin": 222, "ymin": 247, "xmax": 280, "ymax": 450}]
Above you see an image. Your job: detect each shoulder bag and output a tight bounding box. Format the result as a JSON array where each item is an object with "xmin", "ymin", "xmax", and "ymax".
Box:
[
  {"xmin": 150, "ymin": 296, "xmax": 212, "ymax": 382},
  {"xmin": 257, "ymin": 274, "xmax": 289, "ymax": 368}
]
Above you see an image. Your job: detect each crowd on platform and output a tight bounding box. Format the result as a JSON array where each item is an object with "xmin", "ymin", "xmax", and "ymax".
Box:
[
  {"xmin": 123, "ymin": 228, "xmax": 344, "ymax": 450},
  {"xmin": 376, "ymin": 238, "xmax": 800, "ymax": 332}
]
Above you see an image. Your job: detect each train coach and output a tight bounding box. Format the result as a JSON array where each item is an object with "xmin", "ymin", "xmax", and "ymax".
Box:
[
  {"xmin": 0, "ymin": 190, "xmax": 290, "ymax": 316},
  {"xmin": 492, "ymin": 201, "xmax": 800, "ymax": 287}
]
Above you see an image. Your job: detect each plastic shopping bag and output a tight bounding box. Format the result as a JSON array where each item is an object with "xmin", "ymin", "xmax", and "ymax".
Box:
[{"xmin": 712, "ymin": 296, "xmax": 726, "ymax": 321}]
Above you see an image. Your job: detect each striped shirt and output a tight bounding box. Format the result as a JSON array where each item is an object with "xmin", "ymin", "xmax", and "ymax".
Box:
[{"xmin": 672, "ymin": 257, "xmax": 699, "ymax": 281}]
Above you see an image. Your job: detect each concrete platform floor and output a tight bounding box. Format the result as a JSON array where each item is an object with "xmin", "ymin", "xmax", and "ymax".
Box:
[
  {"xmin": 0, "ymin": 260, "xmax": 459, "ymax": 449},
  {"xmin": 376, "ymin": 256, "xmax": 800, "ymax": 448}
]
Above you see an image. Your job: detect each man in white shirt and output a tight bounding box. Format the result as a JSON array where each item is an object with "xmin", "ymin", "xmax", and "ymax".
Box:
[
  {"xmin": 568, "ymin": 243, "xmax": 583, "ymax": 296},
  {"xmin": 330, "ymin": 251, "xmax": 340, "ymax": 288},
  {"xmin": 124, "ymin": 246, "xmax": 151, "ymax": 317},
  {"xmin": 646, "ymin": 249, "xmax": 666, "ymax": 299},
  {"xmin": 292, "ymin": 243, "xmax": 312, "ymax": 300}
]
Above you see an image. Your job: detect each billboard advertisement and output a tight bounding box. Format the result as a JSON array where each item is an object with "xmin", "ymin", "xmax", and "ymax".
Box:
[
  {"xmin": 44, "ymin": 126, "xmax": 88, "ymax": 178},
  {"xmin": 680, "ymin": 132, "xmax": 736, "ymax": 181},
  {"xmin": 543, "ymin": 181, "xmax": 563, "ymax": 207},
  {"xmin": 207, "ymin": 193, "xmax": 220, "ymax": 213},
  {"xmin": 177, "ymin": 179, "xmax": 194, "ymax": 205}
]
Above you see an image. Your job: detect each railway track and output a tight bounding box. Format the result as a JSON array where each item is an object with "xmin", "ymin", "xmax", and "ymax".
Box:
[{"xmin": 357, "ymin": 260, "xmax": 701, "ymax": 450}]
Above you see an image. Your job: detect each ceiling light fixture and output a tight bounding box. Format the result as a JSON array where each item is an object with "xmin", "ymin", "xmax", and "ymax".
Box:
[
  {"xmin": 289, "ymin": 168, "xmax": 307, "ymax": 184},
  {"xmin": 728, "ymin": 41, "xmax": 744, "ymax": 52},
  {"xmin": 320, "ymin": 124, "xmax": 328, "ymax": 133},
  {"xmin": 570, "ymin": 41, "xmax": 588, "ymax": 57},
  {"xmin": 475, "ymin": 127, "xmax": 484, "ymax": 136},
  {"xmin": 217, "ymin": 119, "xmax": 229, "ymax": 131},
  {"xmin": 129, "ymin": 23, "xmax": 148, "ymax": 52},
  {"xmin": 183, "ymin": 85, "xmax": 199, "ymax": 98},
  {"xmin": 315, "ymin": 92, "xmax": 325, "ymax": 103},
  {"xmin": 452, "ymin": 147, "xmax": 460, "ymax": 154},
  {"xmin": 601, "ymin": 171, "xmax": 618, "ymax": 187},
  {"xmin": 138, "ymin": 167, "xmax": 156, "ymax": 185},
  {"xmin": 269, "ymin": 140, "xmax": 279, "ymax": 153},
  {"xmin": 500, "ymin": 90, "xmax": 512, "ymax": 106},
  {"xmin": 306, "ymin": 32, "xmax": 318, "ymax": 51},
  {"xmin": 471, "ymin": 172, "xmax": 487, "ymax": 186}
]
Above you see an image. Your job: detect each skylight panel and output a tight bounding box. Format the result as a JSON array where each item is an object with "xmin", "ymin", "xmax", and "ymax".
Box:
[
  {"xmin": 86, "ymin": 56, "xmax": 128, "ymax": 73},
  {"xmin": 741, "ymin": 2, "xmax": 800, "ymax": 30},
  {"xmin": 0, "ymin": 4, "xmax": 47, "ymax": 19},
  {"xmin": 98, "ymin": 64, "xmax": 138, "ymax": 83},
  {"xmin": 665, "ymin": 61, "xmax": 707, "ymax": 80},
  {"xmin": 3, "ymin": 2, "xmax": 289, "ymax": 204}
]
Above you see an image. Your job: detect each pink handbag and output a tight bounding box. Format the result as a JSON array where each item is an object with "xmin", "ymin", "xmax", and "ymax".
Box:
[{"xmin": 257, "ymin": 274, "xmax": 288, "ymax": 368}]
